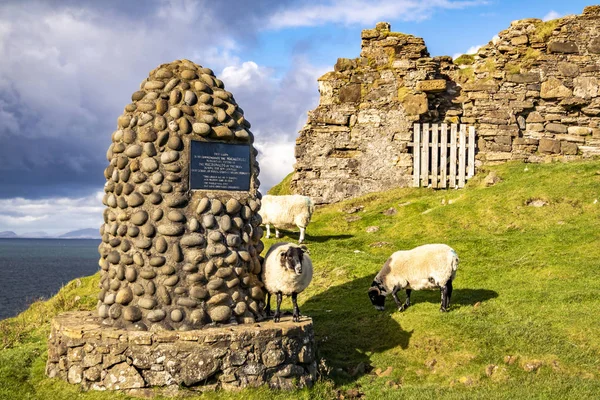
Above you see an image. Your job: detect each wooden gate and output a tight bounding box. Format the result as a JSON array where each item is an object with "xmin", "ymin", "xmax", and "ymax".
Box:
[{"xmin": 412, "ymin": 123, "xmax": 476, "ymax": 188}]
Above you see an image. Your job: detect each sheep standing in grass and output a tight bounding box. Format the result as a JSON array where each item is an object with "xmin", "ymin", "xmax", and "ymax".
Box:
[
  {"xmin": 368, "ymin": 244, "xmax": 459, "ymax": 312},
  {"xmin": 259, "ymin": 195, "xmax": 314, "ymax": 243},
  {"xmin": 262, "ymin": 242, "xmax": 313, "ymax": 322}
]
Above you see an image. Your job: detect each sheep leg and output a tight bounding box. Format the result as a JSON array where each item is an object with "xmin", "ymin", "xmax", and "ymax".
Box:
[
  {"xmin": 444, "ymin": 280, "xmax": 453, "ymax": 310},
  {"xmin": 275, "ymin": 228, "xmax": 281, "ymax": 238},
  {"xmin": 401, "ymin": 289, "xmax": 412, "ymax": 311},
  {"xmin": 299, "ymin": 227, "xmax": 305, "ymax": 244},
  {"xmin": 391, "ymin": 286, "xmax": 403, "ymax": 311},
  {"xmin": 440, "ymin": 284, "xmax": 449, "ymax": 312},
  {"xmin": 274, "ymin": 292, "xmax": 283, "ymax": 323},
  {"xmin": 292, "ymin": 292, "xmax": 300, "ymax": 322},
  {"xmin": 265, "ymin": 224, "xmax": 271, "ymax": 239},
  {"xmin": 265, "ymin": 292, "xmax": 272, "ymax": 316}
]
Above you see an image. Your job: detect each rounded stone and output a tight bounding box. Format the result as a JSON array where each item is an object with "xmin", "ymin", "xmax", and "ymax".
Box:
[
  {"xmin": 139, "ymin": 127, "xmax": 157, "ymax": 142},
  {"xmin": 181, "ymin": 234, "xmax": 205, "ymax": 247},
  {"xmin": 181, "ymin": 69, "xmax": 197, "ymax": 80},
  {"xmin": 141, "ymin": 158, "xmax": 159, "ymax": 173},
  {"xmin": 164, "ymin": 78, "xmax": 179, "ymax": 92},
  {"xmin": 123, "ymin": 306, "xmax": 142, "ymax": 322},
  {"xmin": 216, "ymin": 108, "xmax": 227, "ymax": 122},
  {"xmin": 161, "ymin": 183, "xmax": 173, "ymax": 193},
  {"xmin": 139, "ymin": 297, "xmax": 157, "ymax": 310},
  {"xmin": 120, "ymin": 240, "xmax": 131, "ymax": 253},
  {"xmin": 207, "ymin": 293, "xmax": 231, "ymax": 306},
  {"xmin": 132, "ymin": 283, "xmax": 144, "ymax": 296},
  {"xmin": 169, "ymin": 107, "xmax": 182, "ymax": 119},
  {"xmin": 208, "ymin": 231, "xmax": 223, "ymax": 243},
  {"xmin": 164, "ymin": 275, "xmax": 179, "ymax": 286},
  {"xmin": 225, "ymin": 198, "xmax": 242, "ymax": 214},
  {"xmin": 140, "ymin": 268, "xmax": 157, "ymax": 279},
  {"xmin": 154, "ymin": 116, "xmax": 167, "ymax": 130},
  {"xmin": 189, "ymin": 218, "xmax": 200, "ymax": 232},
  {"xmin": 190, "ymin": 286, "xmax": 209, "ymax": 300},
  {"xmin": 210, "ymin": 200, "xmax": 223, "ymax": 214},
  {"xmin": 226, "ymin": 234, "xmax": 241, "ymax": 247},
  {"xmin": 144, "ymin": 142, "xmax": 157, "ymax": 157},
  {"xmin": 104, "ymin": 293, "xmax": 116, "ymax": 305},
  {"xmin": 157, "ymin": 224, "xmax": 185, "ymax": 236},
  {"xmin": 117, "ymin": 197, "xmax": 128, "ymax": 209},
  {"xmin": 133, "ymin": 253, "xmax": 144, "ymax": 266},
  {"xmin": 132, "ymin": 91, "xmax": 145, "ymax": 101},
  {"xmin": 148, "ymin": 310, "xmax": 167, "ymax": 322},
  {"xmin": 200, "ymin": 114, "xmax": 216, "ymax": 125},
  {"xmin": 192, "ymin": 122, "xmax": 210, "ymax": 136},
  {"xmin": 190, "ymin": 309, "xmax": 207, "ymax": 325},
  {"xmin": 219, "ymin": 215, "xmax": 233, "ymax": 232},
  {"xmin": 169, "ymin": 89, "xmax": 182, "ymax": 105},
  {"xmin": 125, "ymin": 145, "xmax": 143, "ymax": 158},
  {"xmin": 98, "ymin": 304, "xmax": 110, "ymax": 318},
  {"xmin": 208, "ymin": 305, "xmax": 231, "ymax": 322},
  {"xmin": 152, "ymin": 209, "xmax": 164, "ymax": 222},
  {"xmin": 207, "ymin": 278, "xmax": 224, "ymax": 290},
  {"xmin": 106, "ymin": 251, "xmax": 120, "ymax": 264},
  {"xmin": 170, "ymin": 309, "xmax": 184, "ymax": 322},
  {"xmin": 179, "ymin": 118, "xmax": 191, "ymax": 134},
  {"xmin": 131, "ymin": 211, "xmax": 149, "ymax": 226},
  {"xmin": 160, "ymin": 151, "xmax": 179, "ymax": 165},
  {"xmin": 196, "ymin": 198, "xmax": 210, "ymax": 214},
  {"xmin": 156, "ymin": 99, "xmax": 168, "ymax": 115},
  {"xmin": 149, "ymin": 256, "xmax": 166, "ymax": 267},
  {"xmin": 116, "ymin": 287, "xmax": 133, "ymax": 305},
  {"xmin": 184, "ymin": 90, "xmax": 197, "ymax": 105},
  {"xmin": 167, "ymin": 136, "xmax": 182, "ymax": 150},
  {"xmin": 135, "ymin": 238, "xmax": 153, "ymax": 249},
  {"xmin": 127, "ymin": 192, "xmax": 144, "ymax": 207},
  {"xmin": 157, "ymin": 130, "xmax": 169, "ymax": 147},
  {"xmin": 157, "ymin": 285, "xmax": 171, "ymax": 305},
  {"xmin": 151, "ymin": 172, "xmax": 164, "ymax": 185},
  {"xmin": 159, "ymin": 265, "xmax": 176, "ymax": 275},
  {"xmin": 125, "ymin": 266, "xmax": 137, "ymax": 282},
  {"xmin": 156, "ymin": 237, "xmax": 168, "ymax": 253},
  {"xmin": 109, "ymin": 304, "xmax": 122, "ymax": 319},
  {"xmin": 177, "ymin": 297, "xmax": 199, "ymax": 308},
  {"xmin": 234, "ymin": 302, "xmax": 247, "ymax": 316},
  {"xmin": 148, "ymin": 193, "xmax": 163, "ymax": 205}
]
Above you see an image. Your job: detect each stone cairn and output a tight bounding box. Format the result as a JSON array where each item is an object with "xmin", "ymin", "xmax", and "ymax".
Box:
[
  {"xmin": 46, "ymin": 60, "xmax": 317, "ymax": 392},
  {"xmin": 293, "ymin": 6, "xmax": 600, "ymax": 205},
  {"xmin": 97, "ymin": 60, "xmax": 265, "ymax": 330}
]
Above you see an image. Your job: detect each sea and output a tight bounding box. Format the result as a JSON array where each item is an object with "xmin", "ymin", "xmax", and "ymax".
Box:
[{"xmin": 0, "ymin": 238, "xmax": 101, "ymax": 320}]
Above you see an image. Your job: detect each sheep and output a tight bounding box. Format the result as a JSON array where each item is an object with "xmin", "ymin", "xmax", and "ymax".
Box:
[
  {"xmin": 262, "ymin": 242, "xmax": 313, "ymax": 322},
  {"xmin": 368, "ymin": 244, "xmax": 458, "ymax": 313},
  {"xmin": 259, "ymin": 195, "xmax": 314, "ymax": 244}
]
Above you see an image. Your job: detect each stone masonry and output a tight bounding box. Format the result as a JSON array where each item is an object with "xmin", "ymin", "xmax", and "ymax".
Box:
[
  {"xmin": 293, "ymin": 6, "xmax": 600, "ymax": 204},
  {"xmin": 46, "ymin": 312, "xmax": 316, "ymax": 392},
  {"xmin": 98, "ymin": 60, "xmax": 266, "ymax": 330}
]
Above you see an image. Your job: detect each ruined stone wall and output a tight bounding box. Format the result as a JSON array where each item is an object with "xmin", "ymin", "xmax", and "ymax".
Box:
[{"xmin": 293, "ymin": 6, "xmax": 600, "ymax": 204}]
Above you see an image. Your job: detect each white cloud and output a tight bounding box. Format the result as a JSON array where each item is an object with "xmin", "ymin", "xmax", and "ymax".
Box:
[
  {"xmin": 452, "ymin": 44, "xmax": 483, "ymax": 59},
  {"xmin": 254, "ymin": 139, "xmax": 297, "ymax": 191},
  {"xmin": 0, "ymin": 192, "xmax": 104, "ymax": 235},
  {"xmin": 267, "ymin": 0, "xmax": 487, "ymax": 28},
  {"xmin": 543, "ymin": 10, "xmax": 561, "ymax": 21}
]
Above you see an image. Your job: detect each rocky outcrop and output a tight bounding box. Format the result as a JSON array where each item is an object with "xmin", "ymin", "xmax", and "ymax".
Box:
[{"xmin": 293, "ymin": 6, "xmax": 600, "ymax": 204}]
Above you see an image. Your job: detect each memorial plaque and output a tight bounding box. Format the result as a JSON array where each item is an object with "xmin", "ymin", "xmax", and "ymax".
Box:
[{"xmin": 190, "ymin": 141, "xmax": 251, "ymax": 191}]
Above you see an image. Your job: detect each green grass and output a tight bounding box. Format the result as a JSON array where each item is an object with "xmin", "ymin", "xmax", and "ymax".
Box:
[
  {"xmin": 2, "ymin": 160, "xmax": 600, "ymax": 399},
  {"xmin": 267, "ymin": 171, "xmax": 294, "ymax": 195},
  {"xmin": 454, "ymin": 54, "xmax": 475, "ymax": 66}
]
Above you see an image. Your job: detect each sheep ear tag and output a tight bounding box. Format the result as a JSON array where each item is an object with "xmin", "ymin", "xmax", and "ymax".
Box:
[{"xmin": 299, "ymin": 244, "xmax": 310, "ymax": 254}]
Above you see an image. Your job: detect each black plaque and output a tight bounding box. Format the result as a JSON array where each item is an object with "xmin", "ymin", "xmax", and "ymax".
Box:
[{"xmin": 190, "ymin": 141, "xmax": 251, "ymax": 191}]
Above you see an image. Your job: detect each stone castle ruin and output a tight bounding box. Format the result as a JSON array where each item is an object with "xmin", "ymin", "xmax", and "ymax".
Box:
[
  {"xmin": 293, "ymin": 6, "xmax": 600, "ymax": 204},
  {"xmin": 46, "ymin": 60, "xmax": 316, "ymax": 392}
]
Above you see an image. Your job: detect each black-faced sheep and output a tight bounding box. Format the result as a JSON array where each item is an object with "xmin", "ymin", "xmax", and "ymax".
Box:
[
  {"xmin": 259, "ymin": 195, "xmax": 314, "ymax": 243},
  {"xmin": 368, "ymin": 244, "xmax": 458, "ymax": 312},
  {"xmin": 262, "ymin": 242, "xmax": 313, "ymax": 322}
]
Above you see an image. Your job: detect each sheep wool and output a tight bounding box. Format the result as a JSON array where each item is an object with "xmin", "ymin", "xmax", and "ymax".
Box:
[
  {"xmin": 369, "ymin": 244, "xmax": 458, "ymax": 312},
  {"xmin": 259, "ymin": 195, "xmax": 314, "ymax": 243},
  {"xmin": 262, "ymin": 242, "xmax": 313, "ymax": 322}
]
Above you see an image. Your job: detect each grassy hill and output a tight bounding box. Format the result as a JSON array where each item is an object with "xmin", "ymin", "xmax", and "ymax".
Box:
[{"xmin": 2, "ymin": 160, "xmax": 600, "ymax": 399}]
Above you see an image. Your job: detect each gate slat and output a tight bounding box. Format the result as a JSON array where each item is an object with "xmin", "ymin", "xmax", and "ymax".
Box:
[
  {"xmin": 468, "ymin": 126, "xmax": 476, "ymax": 178},
  {"xmin": 449, "ymin": 124, "xmax": 457, "ymax": 188},
  {"xmin": 413, "ymin": 123, "xmax": 420, "ymax": 187},
  {"xmin": 458, "ymin": 124, "xmax": 467, "ymax": 188},
  {"xmin": 421, "ymin": 123, "xmax": 429, "ymax": 187},
  {"xmin": 440, "ymin": 124, "xmax": 448, "ymax": 188},
  {"xmin": 431, "ymin": 124, "xmax": 439, "ymax": 189}
]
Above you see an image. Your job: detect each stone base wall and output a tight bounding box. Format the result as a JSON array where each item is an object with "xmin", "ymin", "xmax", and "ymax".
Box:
[{"xmin": 46, "ymin": 311, "xmax": 316, "ymax": 393}]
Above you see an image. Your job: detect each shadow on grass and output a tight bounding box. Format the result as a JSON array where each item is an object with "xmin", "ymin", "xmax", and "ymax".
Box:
[
  {"xmin": 267, "ymin": 231, "xmax": 353, "ymax": 243},
  {"xmin": 301, "ymin": 276, "xmax": 498, "ymax": 385},
  {"xmin": 302, "ymin": 275, "xmax": 411, "ymax": 384},
  {"xmin": 406, "ymin": 288, "xmax": 499, "ymax": 309}
]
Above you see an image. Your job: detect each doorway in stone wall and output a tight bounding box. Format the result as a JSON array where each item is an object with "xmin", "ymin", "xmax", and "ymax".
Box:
[{"xmin": 412, "ymin": 123, "xmax": 476, "ymax": 188}]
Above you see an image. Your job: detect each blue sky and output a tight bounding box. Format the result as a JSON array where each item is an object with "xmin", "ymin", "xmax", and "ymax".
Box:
[{"xmin": 0, "ymin": 0, "xmax": 596, "ymax": 234}]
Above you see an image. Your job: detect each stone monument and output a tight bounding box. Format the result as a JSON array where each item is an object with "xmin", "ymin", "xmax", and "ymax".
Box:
[{"xmin": 46, "ymin": 60, "xmax": 317, "ymax": 393}]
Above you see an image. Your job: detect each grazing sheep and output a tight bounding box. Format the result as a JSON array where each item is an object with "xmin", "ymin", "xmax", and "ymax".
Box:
[
  {"xmin": 262, "ymin": 242, "xmax": 313, "ymax": 322},
  {"xmin": 368, "ymin": 244, "xmax": 458, "ymax": 312},
  {"xmin": 259, "ymin": 195, "xmax": 314, "ymax": 243}
]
